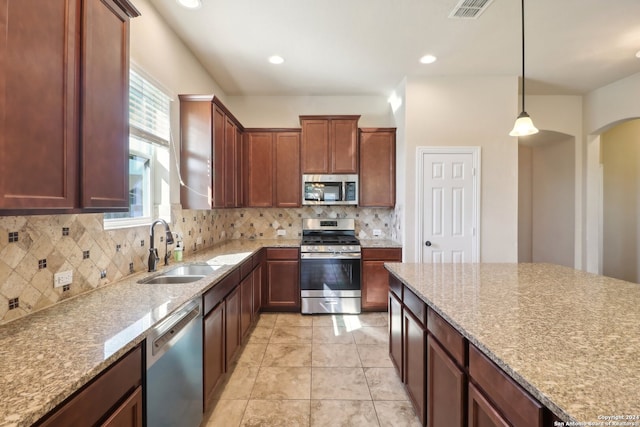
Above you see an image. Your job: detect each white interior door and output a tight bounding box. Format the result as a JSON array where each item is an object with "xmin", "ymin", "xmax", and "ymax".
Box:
[{"xmin": 417, "ymin": 147, "xmax": 480, "ymax": 263}]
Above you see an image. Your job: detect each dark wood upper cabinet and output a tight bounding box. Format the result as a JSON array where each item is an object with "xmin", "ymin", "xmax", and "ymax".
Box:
[
  {"xmin": 179, "ymin": 96, "xmax": 243, "ymax": 209},
  {"xmin": 81, "ymin": 0, "xmax": 136, "ymax": 209},
  {"xmin": 0, "ymin": 0, "xmax": 138, "ymax": 212},
  {"xmin": 274, "ymin": 132, "xmax": 301, "ymax": 207},
  {"xmin": 245, "ymin": 131, "xmax": 274, "ymax": 207},
  {"xmin": 359, "ymin": 128, "xmax": 396, "ymax": 207},
  {"xmin": 245, "ymin": 129, "xmax": 301, "ymax": 208},
  {"xmin": 300, "ymin": 116, "xmax": 359, "ymax": 174}
]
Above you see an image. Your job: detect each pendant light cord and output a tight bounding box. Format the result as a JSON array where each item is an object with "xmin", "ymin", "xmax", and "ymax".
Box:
[{"xmin": 521, "ymin": 0, "xmax": 526, "ymax": 112}]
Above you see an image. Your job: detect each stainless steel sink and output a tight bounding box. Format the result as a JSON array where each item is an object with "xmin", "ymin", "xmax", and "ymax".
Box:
[
  {"xmin": 139, "ymin": 263, "xmax": 222, "ymax": 284},
  {"xmin": 143, "ymin": 275, "xmax": 206, "ymax": 284}
]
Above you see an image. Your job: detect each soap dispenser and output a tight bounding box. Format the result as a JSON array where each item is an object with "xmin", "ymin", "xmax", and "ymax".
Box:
[{"xmin": 173, "ymin": 235, "xmax": 183, "ymax": 262}]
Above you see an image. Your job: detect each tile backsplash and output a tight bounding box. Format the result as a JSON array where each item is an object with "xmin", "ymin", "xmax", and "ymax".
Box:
[{"xmin": 0, "ymin": 205, "xmax": 396, "ymax": 323}]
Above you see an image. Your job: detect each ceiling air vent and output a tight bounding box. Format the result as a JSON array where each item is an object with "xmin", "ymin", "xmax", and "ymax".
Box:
[{"xmin": 449, "ymin": 0, "xmax": 495, "ymax": 19}]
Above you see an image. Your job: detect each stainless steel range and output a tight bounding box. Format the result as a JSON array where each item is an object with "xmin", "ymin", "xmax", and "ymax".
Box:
[{"xmin": 300, "ymin": 218, "xmax": 361, "ymax": 314}]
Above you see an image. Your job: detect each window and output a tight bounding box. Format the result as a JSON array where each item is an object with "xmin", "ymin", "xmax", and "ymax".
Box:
[{"xmin": 105, "ymin": 68, "xmax": 172, "ymax": 228}]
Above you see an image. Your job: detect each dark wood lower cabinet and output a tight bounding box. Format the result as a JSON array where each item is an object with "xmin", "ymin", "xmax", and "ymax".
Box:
[
  {"xmin": 240, "ymin": 273, "xmax": 252, "ymax": 338},
  {"xmin": 225, "ymin": 286, "xmax": 241, "ymax": 366},
  {"xmin": 100, "ymin": 386, "xmax": 143, "ymax": 427},
  {"xmin": 468, "ymin": 383, "xmax": 510, "ymax": 427},
  {"xmin": 263, "ymin": 248, "xmax": 300, "ymax": 311},
  {"xmin": 252, "ymin": 263, "xmax": 262, "ymax": 317},
  {"xmin": 203, "ymin": 302, "xmax": 225, "ymax": 409},
  {"xmin": 427, "ymin": 336, "xmax": 464, "ymax": 427},
  {"xmin": 403, "ymin": 308, "xmax": 426, "ymax": 424},
  {"xmin": 36, "ymin": 346, "xmax": 142, "ymax": 426},
  {"xmin": 362, "ymin": 248, "xmax": 402, "ymax": 311}
]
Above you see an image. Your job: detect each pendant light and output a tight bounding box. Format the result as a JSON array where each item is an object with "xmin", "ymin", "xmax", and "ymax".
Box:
[{"xmin": 509, "ymin": 0, "xmax": 538, "ymax": 137}]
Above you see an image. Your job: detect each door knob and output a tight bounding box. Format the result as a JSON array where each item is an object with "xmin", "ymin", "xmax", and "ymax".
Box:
[{"xmin": 425, "ymin": 241, "xmax": 432, "ymax": 247}]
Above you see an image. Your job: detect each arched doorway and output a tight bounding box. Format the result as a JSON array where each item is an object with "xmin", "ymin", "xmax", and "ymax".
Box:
[
  {"xmin": 518, "ymin": 130, "xmax": 576, "ymax": 267},
  {"xmin": 600, "ymin": 119, "xmax": 640, "ymax": 283}
]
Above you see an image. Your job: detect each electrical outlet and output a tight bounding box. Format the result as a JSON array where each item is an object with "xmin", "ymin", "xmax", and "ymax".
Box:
[
  {"xmin": 196, "ymin": 236, "xmax": 203, "ymax": 245},
  {"xmin": 54, "ymin": 271, "xmax": 73, "ymax": 288},
  {"xmin": 373, "ymin": 229, "xmax": 382, "ymax": 237},
  {"xmin": 277, "ymin": 229, "xmax": 286, "ymax": 236}
]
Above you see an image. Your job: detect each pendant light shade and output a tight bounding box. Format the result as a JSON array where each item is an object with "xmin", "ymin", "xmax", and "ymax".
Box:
[
  {"xmin": 510, "ymin": 112, "xmax": 538, "ymax": 136},
  {"xmin": 510, "ymin": 0, "xmax": 538, "ymax": 137}
]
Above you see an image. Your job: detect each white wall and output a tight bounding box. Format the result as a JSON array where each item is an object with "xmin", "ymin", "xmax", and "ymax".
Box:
[
  {"xmin": 130, "ymin": 0, "xmax": 225, "ymax": 205},
  {"xmin": 400, "ymin": 76, "xmax": 519, "ymax": 262},
  {"xmin": 518, "ymin": 145, "xmax": 533, "ymax": 262},
  {"xmin": 225, "ymin": 95, "xmax": 393, "ymax": 128}
]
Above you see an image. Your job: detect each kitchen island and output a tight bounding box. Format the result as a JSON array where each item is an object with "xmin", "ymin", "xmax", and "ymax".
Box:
[{"xmin": 385, "ymin": 262, "xmax": 640, "ymax": 425}]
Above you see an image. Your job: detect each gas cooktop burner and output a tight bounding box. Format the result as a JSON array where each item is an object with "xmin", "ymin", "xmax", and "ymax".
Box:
[
  {"xmin": 301, "ymin": 236, "xmax": 360, "ymax": 246},
  {"xmin": 301, "ymin": 218, "xmax": 360, "ymax": 254}
]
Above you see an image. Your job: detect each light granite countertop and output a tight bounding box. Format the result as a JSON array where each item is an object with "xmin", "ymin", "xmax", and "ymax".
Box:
[
  {"xmin": 0, "ymin": 239, "xmax": 299, "ymax": 427},
  {"xmin": 385, "ymin": 262, "xmax": 640, "ymax": 424},
  {"xmin": 359, "ymin": 239, "xmax": 402, "ymax": 248}
]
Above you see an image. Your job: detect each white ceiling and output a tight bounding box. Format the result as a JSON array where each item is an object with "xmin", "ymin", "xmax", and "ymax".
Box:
[{"xmin": 149, "ymin": 0, "xmax": 640, "ymax": 96}]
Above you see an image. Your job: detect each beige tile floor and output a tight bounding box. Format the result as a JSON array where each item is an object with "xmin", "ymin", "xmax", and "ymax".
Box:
[{"xmin": 201, "ymin": 312, "xmax": 421, "ymax": 427}]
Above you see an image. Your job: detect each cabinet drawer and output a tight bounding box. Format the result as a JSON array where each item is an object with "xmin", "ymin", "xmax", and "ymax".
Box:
[
  {"xmin": 361, "ymin": 248, "xmax": 402, "ymax": 261},
  {"xmin": 204, "ymin": 268, "xmax": 240, "ymax": 315},
  {"xmin": 240, "ymin": 256, "xmax": 253, "ymax": 279},
  {"xmin": 266, "ymin": 247, "xmax": 299, "ymax": 260},
  {"xmin": 469, "ymin": 345, "xmax": 544, "ymax": 427},
  {"xmin": 389, "ymin": 275, "xmax": 402, "ymax": 299},
  {"xmin": 427, "ymin": 308, "xmax": 466, "ymax": 366},
  {"xmin": 37, "ymin": 346, "xmax": 142, "ymax": 427},
  {"xmin": 403, "ymin": 286, "xmax": 426, "ymax": 326}
]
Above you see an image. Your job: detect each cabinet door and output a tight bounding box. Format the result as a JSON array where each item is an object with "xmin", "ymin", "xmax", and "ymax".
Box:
[
  {"xmin": 359, "ymin": 128, "xmax": 396, "ymax": 207},
  {"xmin": 427, "ymin": 336, "xmax": 464, "ymax": 427},
  {"xmin": 204, "ymin": 302, "xmax": 225, "ymax": 408},
  {"xmin": 468, "ymin": 383, "xmax": 510, "ymax": 427},
  {"xmin": 179, "ymin": 97, "xmax": 213, "ymax": 209},
  {"xmin": 226, "ymin": 286, "xmax": 241, "ymax": 365},
  {"xmin": 0, "ymin": 0, "xmax": 79, "ymax": 209},
  {"xmin": 235, "ymin": 126, "xmax": 243, "ymax": 207},
  {"xmin": 245, "ymin": 132, "xmax": 274, "ymax": 207},
  {"xmin": 240, "ymin": 273, "xmax": 253, "ymax": 338},
  {"xmin": 252, "ymin": 264, "xmax": 262, "ymax": 316},
  {"xmin": 81, "ymin": 0, "xmax": 131, "ymax": 209},
  {"xmin": 330, "ymin": 119, "xmax": 358, "ymax": 173},
  {"xmin": 212, "ymin": 106, "xmax": 226, "ymax": 208},
  {"xmin": 362, "ymin": 261, "xmax": 389, "ymax": 311},
  {"xmin": 389, "ymin": 291, "xmax": 403, "ymax": 376},
  {"xmin": 100, "ymin": 386, "xmax": 143, "ymax": 427},
  {"xmin": 403, "ymin": 309, "xmax": 426, "ymax": 424},
  {"xmin": 265, "ymin": 260, "xmax": 300, "ymax": 310},
  {"xmin": 301, "ymin": 119, "xmax": 330, "ymax": 173},
  {"xmin": 275, "ymin": 132, "xmax": 301, "ymax": 207},
  {"xmin": 224, "ymin": 117, "xmax": 237, "ymax": 207}
]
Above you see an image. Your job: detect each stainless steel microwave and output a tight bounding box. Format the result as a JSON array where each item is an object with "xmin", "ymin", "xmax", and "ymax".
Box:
[{"xmin": 302, "ymin": 174, "xmax": 358, "ymax": 205}]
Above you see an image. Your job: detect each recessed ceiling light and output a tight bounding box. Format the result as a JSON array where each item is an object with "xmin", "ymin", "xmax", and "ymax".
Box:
[
  {"xmin": 419, "ymin": 54, "xmax": 437, "ymax": 64},
  {"xmin": 176, "ymin": 0, "xmax": 201, "ymax": 9},
  {"xmin": 268, "ymin": 55, "xmax": 285, "ymax": 65}
]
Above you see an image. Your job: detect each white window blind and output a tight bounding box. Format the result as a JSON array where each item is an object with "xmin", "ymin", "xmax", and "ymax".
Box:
[{"xmin": 129, "ymin": 69, "xmax": 171, "ymax": 146}]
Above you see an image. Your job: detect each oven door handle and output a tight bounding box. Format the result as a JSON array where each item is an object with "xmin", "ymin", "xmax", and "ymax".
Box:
[{"xmin": 300, "ymin": 252, "xmax": 361, "ymax": 260}]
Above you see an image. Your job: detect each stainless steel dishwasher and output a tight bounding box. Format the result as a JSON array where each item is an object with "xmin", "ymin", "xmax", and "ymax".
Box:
[{"xmin": 146, "ymin": 298, "xmax": 203, "ymax": 427}]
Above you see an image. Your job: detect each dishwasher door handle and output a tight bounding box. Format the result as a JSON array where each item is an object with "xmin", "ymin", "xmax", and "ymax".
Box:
[{"xmin": 148, "ymin": 299, "xmax": 201, "ymax": 365}]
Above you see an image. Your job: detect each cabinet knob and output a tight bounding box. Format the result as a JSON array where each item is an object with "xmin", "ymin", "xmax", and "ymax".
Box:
[{"xmin": 425, "ymin": 241, "xmax": 432, "ymax": 247}]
